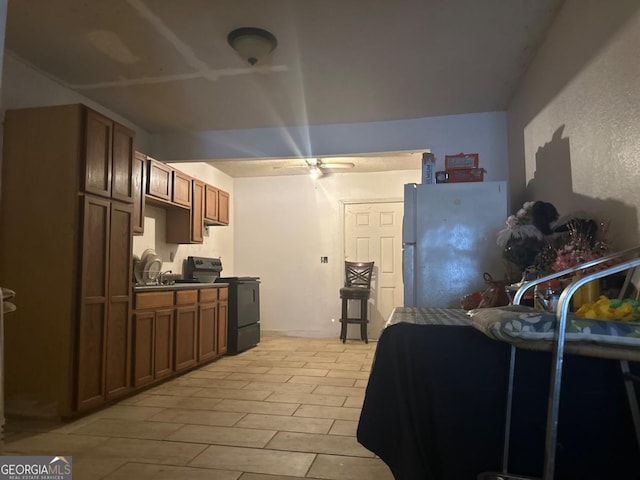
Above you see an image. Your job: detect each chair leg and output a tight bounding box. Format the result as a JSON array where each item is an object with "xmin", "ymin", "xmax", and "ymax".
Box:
[
  {"xmin": 340, "ymin": 298, "xmax": 348, "ymax": 343},
  {"xmin": 360, "ymin": 298, "xmax": 368, "ymax": 343},
  {"xmin": 360, "ymin": 322, "xmax": 368, "ymax": 344}
]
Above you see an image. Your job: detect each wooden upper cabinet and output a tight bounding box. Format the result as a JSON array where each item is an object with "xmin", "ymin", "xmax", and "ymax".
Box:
[
  {"xmin": 111, "ymin": 123, "xmax": 135, "ymax": 203},
  {"xmin": 204, "ymin": 184, "xmax": 219, "ymax": 222},
  {"xmin": 172, "ymin": 170, "xmax": 192, "ymax": 208},
  {"xmin": 83, "ymin": 110, "xmax": 112, "ymax": 199},
  {"xmin": 147, "ymin": 158, "xmax": 172, "ymax": 201},
  {"xmin": 192, "ymin": 180, "xmax": 204, "ymax": 243},
  {"xmin": 218, "ymin": 190, "xmax": 230, "ymax": 225},
  {"xmin": 132, "ymin": 152, "xmax": 146, "ymax": 235},
  {"xmin": 204, "ymin": 184, "xmax": 230, "ymax": 226},
  {"xmin": 166, "ymin": 179, "xmax": 204, "ymax": 244},
  {"xmin": 83, "ymin": 108, "xmax": 134, "ymax": 203}
]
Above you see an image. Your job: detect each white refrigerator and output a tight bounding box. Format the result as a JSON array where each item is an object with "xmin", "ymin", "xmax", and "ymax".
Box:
[{"xmin": 403, "ymin": 181, "xmax": 508, "ymax": 307}]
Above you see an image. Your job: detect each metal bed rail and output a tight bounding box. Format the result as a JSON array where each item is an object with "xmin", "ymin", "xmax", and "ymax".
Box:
[{"xmin": 490, "ymin": 245, "xmax": 640, "ymax": 480}]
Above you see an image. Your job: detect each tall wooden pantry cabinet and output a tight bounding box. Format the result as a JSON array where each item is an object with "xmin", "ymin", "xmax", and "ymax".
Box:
[{"xmin": 0, "ymin": 104, "xmax": 135, "ymax": 418}]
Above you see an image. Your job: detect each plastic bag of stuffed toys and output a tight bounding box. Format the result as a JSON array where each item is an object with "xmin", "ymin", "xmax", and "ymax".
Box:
[{"xmin": 575, "ymin": 296, "xmax": 640, "ymax": 322}]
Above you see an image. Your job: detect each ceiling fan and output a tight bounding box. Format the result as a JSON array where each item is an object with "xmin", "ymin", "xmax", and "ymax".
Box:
[{"xmin": 273, "ymin": 158, "xmax": 355, "ymax": 177}]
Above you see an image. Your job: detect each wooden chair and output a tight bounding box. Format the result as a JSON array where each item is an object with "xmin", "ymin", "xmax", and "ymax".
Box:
[{"xmin": 339, "ymin": 261, "xmax": 374, "ymax": 343}]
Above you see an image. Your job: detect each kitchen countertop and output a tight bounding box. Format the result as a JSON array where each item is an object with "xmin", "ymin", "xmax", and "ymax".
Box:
[{"xmin": 133, "ymin": 282, "xmax": 228, "ymax": 292}]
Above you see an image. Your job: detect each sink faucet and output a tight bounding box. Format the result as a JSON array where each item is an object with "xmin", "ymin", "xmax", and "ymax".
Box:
[{"xmin": 158, "ymin": 270, "xmax": 173, "ymax": 285}]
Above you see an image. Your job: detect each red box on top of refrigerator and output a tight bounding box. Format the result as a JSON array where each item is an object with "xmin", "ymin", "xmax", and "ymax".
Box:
[
  {"xmin": 445, "ymin": 153, "xmax": 479, "ymax": 170},
  {"xmin": 446, "ymin": 167, "xmax": 486, "ymax": 183}
]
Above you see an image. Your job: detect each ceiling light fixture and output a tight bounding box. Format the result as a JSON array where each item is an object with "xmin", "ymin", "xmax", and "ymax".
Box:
[
  {"xmin": 309, "ymin": 166, "xmax": 323, "ymax": 180},
  {"xmin": 227, "ymin": 27, "xmax": 278, "ymax": 66}
]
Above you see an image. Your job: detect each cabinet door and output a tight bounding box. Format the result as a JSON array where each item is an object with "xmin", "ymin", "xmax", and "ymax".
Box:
[
  {"xmin": 166, "ymin": 182, "xmax": 203, "ymax": 244},
  {"xmin": 175, "ymin": 306, "xmax": 198, "ymax": 371},
  {"xmin": 198, "ymin": 302, "xmax": 217, "ymax": 362},
  {"xmin": 155, "ymin": 308, "xmax": 174, "ymax": 379},
  {"xmin": 204, "ymin": 184, "xmax": 219, "ymax": 222},
  {"xmin": 133, "ymin": 311, "xmax": 154, "ymax": 387},
  {"xmin": 218, "ymin": 190, "xmax": 230, "ymax": 225},
  {"xmin": 218, "ymin": 300, "xmax": 228, "ymax": 356},
  {"xmin": 84, "ymin": 109, "xmax": 113, "ymax": 199},
  {"xmin": 147, "ymin": 158, "xmax": 172, "ymax": 201},
  {"xmin": 172, "ymin": 170, "xmax": 192, "ymax": 207},
  {"xmin": 77, "ymin": 195, "xmax": 110, "ymax": 411},
  {"xmin": 192, "ymin": 180, "xmax": 204, "ymax": 243},
  {"xmin": 105, "ymin": 201, "xmax": 132, "ymax": 400},
  {"xmin": 111, "ymin": 122, "xmax": 135, "ymax": 203},
  {"xmin": 132, "ymin": 152, "xmax": 146, "ymax": 235}
]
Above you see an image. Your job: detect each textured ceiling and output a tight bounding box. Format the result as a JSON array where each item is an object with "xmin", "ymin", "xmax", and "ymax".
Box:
[{"xmin": 4, "ymin": 0, "xmax": 564, "ymax": 176}]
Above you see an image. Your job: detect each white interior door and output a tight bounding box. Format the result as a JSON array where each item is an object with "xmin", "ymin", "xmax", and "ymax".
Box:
[{"xmin": 344, "ymin": 202, "xmax": 404, "ymax": 340}]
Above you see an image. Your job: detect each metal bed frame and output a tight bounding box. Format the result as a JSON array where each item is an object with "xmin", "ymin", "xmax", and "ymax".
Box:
[{"xmin": 481, "ymin": 245, "xmax": 640, "ymax": 480}]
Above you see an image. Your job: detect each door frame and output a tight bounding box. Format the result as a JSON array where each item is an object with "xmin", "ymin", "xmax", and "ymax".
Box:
[
  {"xmin": 338, "ymin": 197, "xmax": 404, "ymax": 262},
  {"xmin": 338, "ymin": 197, "xmax": 404, "ymax": 334}
]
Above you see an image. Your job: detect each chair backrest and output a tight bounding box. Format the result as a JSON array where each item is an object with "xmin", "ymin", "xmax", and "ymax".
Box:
[{"xmin": 345, "ymin": 261, "xmax": 374, "ymax": 288}]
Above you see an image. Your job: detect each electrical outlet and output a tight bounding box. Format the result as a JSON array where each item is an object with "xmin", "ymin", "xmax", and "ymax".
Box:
[
  {"xmin": 321, "ymin": 256, "xmax": 328, "ymax": 263},
  {"xmin": 169, "ymin": 251, "xmax": 175, "ymax": 261}
]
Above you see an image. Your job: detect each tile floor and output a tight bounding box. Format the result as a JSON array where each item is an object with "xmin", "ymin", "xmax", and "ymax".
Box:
[{"xmin": 3, "ymin": 335, "xmax": 394, "ymax": 480}]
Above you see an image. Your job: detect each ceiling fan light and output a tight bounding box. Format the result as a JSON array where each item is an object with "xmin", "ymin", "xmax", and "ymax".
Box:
[
  {"xmin": 228, "ymin": 27, "xmax": 277, "ymax": 66},
  {"xmin": 309, "ymin": 166, "xmax": 322, "ymax": 179}
]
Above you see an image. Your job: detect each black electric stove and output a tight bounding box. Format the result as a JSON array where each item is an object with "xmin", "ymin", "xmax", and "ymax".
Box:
[{"xmin": 216, "ymin": 276, "xmax": 261, "ymax": 354}]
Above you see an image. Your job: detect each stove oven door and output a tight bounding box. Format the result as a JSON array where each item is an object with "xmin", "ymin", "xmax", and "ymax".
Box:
[{"xmin": 236, "ymin": 280, "xmax": 260, "ymax": 328}]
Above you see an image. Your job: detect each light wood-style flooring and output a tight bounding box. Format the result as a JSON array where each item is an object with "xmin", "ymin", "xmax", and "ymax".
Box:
[{"xmin": 4, "ymin": 334, "xmax": 394, "ymax": 479}]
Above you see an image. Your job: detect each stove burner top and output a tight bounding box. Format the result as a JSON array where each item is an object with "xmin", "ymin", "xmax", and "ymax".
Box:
[{"xmin": 183, "ymin": 256, "xmax": 223, "ymax": 283}]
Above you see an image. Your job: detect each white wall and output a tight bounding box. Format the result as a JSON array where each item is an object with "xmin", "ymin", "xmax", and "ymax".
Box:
[
  {"xmin": 233, "ymin": 169, "xmax": 420, "ymax": 337},
  {"xmin": 133, "ymin": 162, "xmax": 234, "ymax": 276},
  {"xmin": 507, "ymin": 0, "xmax": 640, "ymax": 249},
  {"xmin": 152, "ymin": 111, "xmax": 509, "ymax": 184},
  {"xmin": 1, "ymin": 53, "xmax": 152, "ymax": 151}
]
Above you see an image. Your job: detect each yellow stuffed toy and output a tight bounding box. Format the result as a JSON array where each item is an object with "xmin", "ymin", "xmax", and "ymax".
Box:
[{"xmin": 575, "ymin": 296, "xmax": 640, "ymax": 322}]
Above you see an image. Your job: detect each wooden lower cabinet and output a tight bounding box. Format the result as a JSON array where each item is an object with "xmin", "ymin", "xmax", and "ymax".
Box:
[
  {"xmin": 133, "ymin": 311, "xmax": 154, "ymax": 387},
  {"xmin": 131, "ymin": 287, "xmax": 227, "ymax": 394},
  {"xmin": 154, "ymin": 309, "xmax": 174, "ymax": 379},
  {"xmin": 77, "ymin": 196, "xmax": 133, "ymax": 412},
  {"xmin": 133, "ymin": 292, "xmax": 174, "ymax": 387},
  {"xmin": 198, "ymin": 287, "xmax": 218, "ymax": 362},
  {"xmin": 175, "ymin": 290, "xmax": 198, "ymax": 372},
  {"xmin": 198, "ymin": 302, "xmax": 218, "ymax": 362}
]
